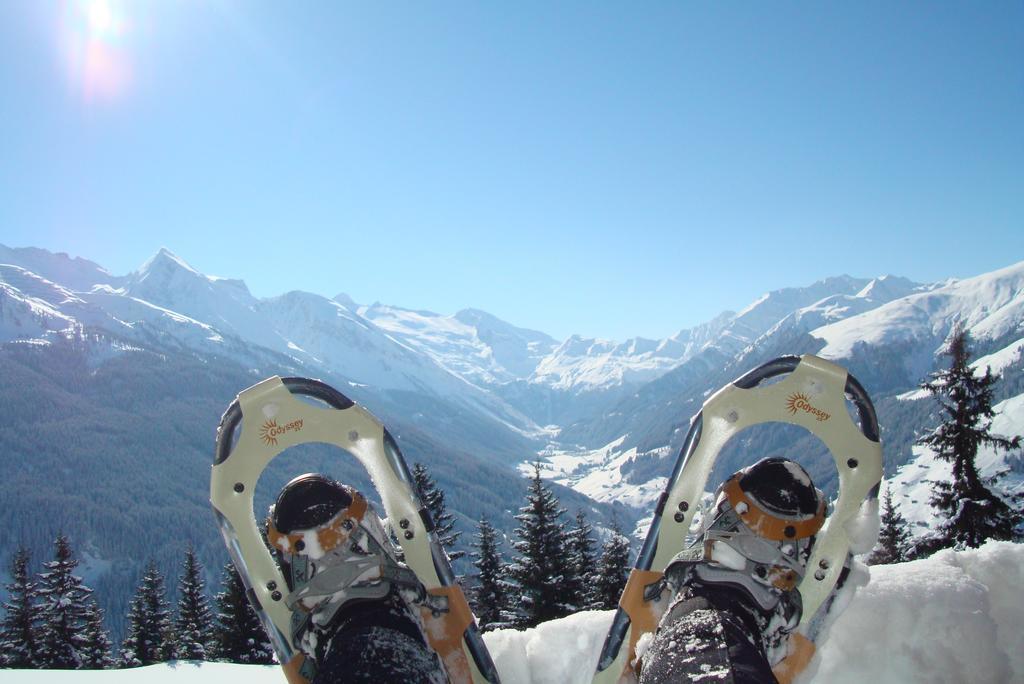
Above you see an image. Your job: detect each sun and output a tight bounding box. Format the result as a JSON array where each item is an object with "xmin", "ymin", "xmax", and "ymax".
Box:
[
  {"xmin": 85, "ymin": 0, "xmax": 118, "ymax": 38},
  {"xmin": 60, "ymin": 0, "xmax": 132, "ymax": 101}
]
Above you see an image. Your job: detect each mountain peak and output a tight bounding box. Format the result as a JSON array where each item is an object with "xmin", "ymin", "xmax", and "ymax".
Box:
[
  {"xmin": 140, "ymin": 247, "xmax": 200, "ymax": 276},
  {"xmin": 333, "ymin": 293, "xmax": 358, "ymax": 309}
]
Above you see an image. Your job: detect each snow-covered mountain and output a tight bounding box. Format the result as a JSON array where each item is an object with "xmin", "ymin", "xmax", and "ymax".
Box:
[
  {"xmin": 360, "ymin": 303, "xmax": 557, "ymax": 387},
  {"xmin": 3, "ymin": 243, "xmax": 1023, "ymax": 534},
  {"xmin": 539, "ymin": 263, "xmax": 1024, "ymax": 516}
]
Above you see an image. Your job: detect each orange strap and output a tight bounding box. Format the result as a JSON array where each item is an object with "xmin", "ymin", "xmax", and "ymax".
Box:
[
  {"xmin": 420, "ymin": 585, "xmax": 475, "ymax": 684},
  {"xmin": 772, "ymin": 633, "xmax": 816, "ymax": 684},
  {"xmin": 617, "ymin": 569, "xmax": 669, "ymax": 681},
  {"xmin": 281, "ymin": 654, "xmax": 311, "ymax": 684}
]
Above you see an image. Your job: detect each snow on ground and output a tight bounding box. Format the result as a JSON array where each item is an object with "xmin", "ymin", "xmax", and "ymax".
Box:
[
  {"xmin": 972, "ymin": 336, "xmax": 1024, "ymax": 376},
  {"xmin": 815, "ymin": 541, "xmax": 1024, "ymax": 684},
  {"xmin": 526, "ymin": 438, "xmax": 669, "ymax": 508},
  {"xmin": 0, "ymin": 662, "xmax": 283, "ymax": 683},
  {"xmin": 4, "ymin": 543, "xmax": 1020, "ymax": 684}
]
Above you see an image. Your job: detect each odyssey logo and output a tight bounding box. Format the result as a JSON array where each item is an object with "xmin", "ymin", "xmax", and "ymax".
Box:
[
  {"xmin": 785, "ymin": 393, "xmax": 831, "ymax": 422},
  {"xmin": 259, "ymin": 418, "xmax": 304, "ymax": 446}
]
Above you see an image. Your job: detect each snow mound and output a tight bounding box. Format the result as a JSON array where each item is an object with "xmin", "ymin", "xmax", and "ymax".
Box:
[
  {"xmin": 1, "ymin": 544, "xmax": 1020, "ymax": 683},
  {"xmin": 482, "ymin": 542, "xmax": 1024, "ymax": 684},
  {"xmin": 815, "ymin": 541, "xmax": 1022, "ymax": 683}
]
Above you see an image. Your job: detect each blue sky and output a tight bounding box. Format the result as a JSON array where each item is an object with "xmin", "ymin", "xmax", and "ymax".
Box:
[{"xmin": 1, "ymin": 2, "xmax": 1021, "ymax": 340}]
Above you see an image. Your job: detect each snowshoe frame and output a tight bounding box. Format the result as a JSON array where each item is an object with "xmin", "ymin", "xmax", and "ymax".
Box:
[
  {"xmin": 211, "ymin": 376, "xmax": 501, "ymax": 684},
  {"xmin": 593, "ymin": 355, "xmax": 883, "ymax": 684}
]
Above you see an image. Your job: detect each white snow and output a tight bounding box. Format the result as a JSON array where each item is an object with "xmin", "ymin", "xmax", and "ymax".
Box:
[
  {"xmin": 528, "ymin": 438, "xmax": 670, "ymax": 507},
  {"xmin": 813, "ymin": 261, "xmax": 1024, "ymax": 360},
  {"xmin": 0, "ymin": 662, "xmax": 283, "ymax": 683},
  {"xmin": 4, "ymin": 543, "xmax": 1020, "ymax": 683},
  {"xmin": 972, "ymin": 337, "xmax": 1024, "ymax": 376}
]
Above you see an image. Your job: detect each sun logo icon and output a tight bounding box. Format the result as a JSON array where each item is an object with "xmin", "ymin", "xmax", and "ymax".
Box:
[
  {"xmin": 259, "ymin": 420, "xmax": 279, "ymax": 446},
  {"xmin": 785, "ymin": 393, "xmax": 809, "ymax": 415}
]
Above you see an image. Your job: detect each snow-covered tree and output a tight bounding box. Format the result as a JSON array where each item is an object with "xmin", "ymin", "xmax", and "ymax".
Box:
[
  {"xmin": 469, "ymin": 516, "xmax": 506, "ymax": 631},
  {"xmin": 563, "ymin": 510, "xmax": 597, "ymax": 611},
  {"xmin": 78, "ymin": 600, "xmax": 113, "ymax": 669},
  {"xmin": 174, "ymin": 545, "xmax": 213, "ymax": 661},
  {"xmin": 121, "ymin": 561, "xmax": 174, "ymax": 667},
  {"xmin": 35, "ymin": 534, "xmax": 93, "ymax": 669},
  {"xmin": 590, "ymin": 520, "xmax": 631, "ymax": 611},
  {"xmin": 413, "ymin": 462, "xmax": 463, "ymax": 561},
  {"xmin": 868, "ymin": 488, "xmax": 913, "ymax": 565},
  {"xmin": 918, "ymin": 327, "xmax": 1022, "ymax": 549},
  {"xmin": 0, "ymin": 547, "xmax": 40, "ymax": 668},
  {"xmin": 502, "ymin": 463, "xmax": 572, "ymax": 628},
  {"xmin": 212, "ymin": 563, "xmax": 274, "ymax": 664}
]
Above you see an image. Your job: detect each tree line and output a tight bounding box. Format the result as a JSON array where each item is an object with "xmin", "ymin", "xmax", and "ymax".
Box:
[
  {"xmin": 0, "ymin": 536, "xmax": 273, "ymax": 669},
  {"xmin": 416, "ymin": 461, "xmax": 631, "ymax": 631},
  {"xmin": 0, "ymin": 462, "xmax": 630, "ymax": 669}
]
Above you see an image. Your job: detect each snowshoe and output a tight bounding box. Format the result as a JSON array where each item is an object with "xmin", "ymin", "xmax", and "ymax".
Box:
[
  {"xmin": 593, "ymin": 355, "xmax": 883, "ymax": 684},
  {"xmin": 210, "ymin": 377, "xmax": 500, "ymax": 684}
]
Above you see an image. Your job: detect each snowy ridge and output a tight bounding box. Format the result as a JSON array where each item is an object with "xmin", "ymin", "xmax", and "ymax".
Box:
[
  {"xmin": 0, "ymin": 244, "xmax": 119, "ymax": 292},
  {"xmin": 0, "ymin": 245, "xmax": 546, "ymax": 436},
  {"xmin": 360, "ymin": 303, "xmax": 557, "ymax": 387},
  {"xmin": 813, "ymin": 261, "xmax": 1024, "ymax": 360},
  {"xmin": 4, "ymin": 542, "xmax": 1019, "ymax": 683}
]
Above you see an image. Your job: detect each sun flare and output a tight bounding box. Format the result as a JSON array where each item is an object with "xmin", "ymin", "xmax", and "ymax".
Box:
[{"xmin": 60, "ymin": 0, "xmax": 132, "ymax": 102}]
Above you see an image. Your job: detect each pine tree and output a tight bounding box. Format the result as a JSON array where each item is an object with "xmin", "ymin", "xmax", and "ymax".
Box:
[
  {"xmin": 591, "ymin": 520, "xmax": 631, "ymax": 611},
  {"xmin": 563, "ymin": 510, "xmax": 597, "ymax": 611},
  {"xmin": 36, "ymin": 534, "xmax": 93, "ymax": 669},
  {"xmin": 502, "ymin": 463, "xmax": 573, "ymax": 628},
  {"xmin": 120, "ymin": 561, "xmax": 175, "ymax": 667},
  {"xmin": 174, "ymin": 546, "xmax": 214, "ymax": 661},
  {"xmin": 212, "ymin": 563, "xmax": 274, "ymax": 664},
  {"xmin": 868, "ymin": 488, "xmax": 913, "ymax": 565},
  {"xmin": 413, "ymin": 462, "xmax": 463, "ymax": 561},
  {"xmin": 78, "ymin": 600, "xmax": 113, "ymax": 669},
  {"xmin": 0, "ymin": 547, "xmax": 40, "ymax": 668},
  {"xmin": 917, "ymin": 327, "xmax": 1022, "ymax": 549},
  {"xmin": 469, "ymin": 516, "xmax": 506, "ymax": 631}
]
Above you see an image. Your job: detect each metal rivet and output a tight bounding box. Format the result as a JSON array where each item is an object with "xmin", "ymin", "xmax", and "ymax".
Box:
[
  {"xmin": 399, "ymin": 519, "xmax": 410, "ymax": 529},
  {"xmin": 271, "ymin": 591, "xmax": 282, "ymax": 601},
  {"xmin": 673, "ymin": 512, "xmax": 685, "ymax": 523},
  {"xmin": 267, "ymin": 581, "xmax": 277, "ymax": 591},
  {"xmin": 295, "ymin": 540, "xmax": 305, "ymax": 552},
  {"xmin": 726, "ymin": 410, "xmax": 739, "ymax": 423},
  {"xmin": 348, "ymin": 430, "xmax": 359, "ymax": 442},
  {"xmin": 404, "ymin": 530, "xmax": 414, "ymax": 540},
  {"xmin": 818, "ymin": 559, "xmax": 830, "ymax": 569},
  {"xmin": 814, "ymin": 570, "xmax": 827, "ymax": 581},
  {"xmin": 755, "ymin": 565, "xmax": 767, "ymax": 578},
  {"xmin": 233, "ymin": 482, "xmax": 245, "ymax": 493},
  {"xmin": 847, "ymin": 458, "xmax": 859, "ymax": 469},
  {"xmin": 784, "ymin": 525, "xmax": 796, "ymax": 538},
  {"xmin": 342, "ymin": 519, "xmax": 354, "ymax": 531},
  {"xmin": 678, "ymin": 501, "xmax": 689, "ymax": 512}
]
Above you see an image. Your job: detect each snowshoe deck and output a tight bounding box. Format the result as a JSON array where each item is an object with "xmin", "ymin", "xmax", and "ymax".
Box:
[
  {"xmin": 593, "ymin": 355, "xmax": 883, "ymax": 684},
  {"xmin": 210, "ymin": 376, "xmax": 500, "ymax": 684}
]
